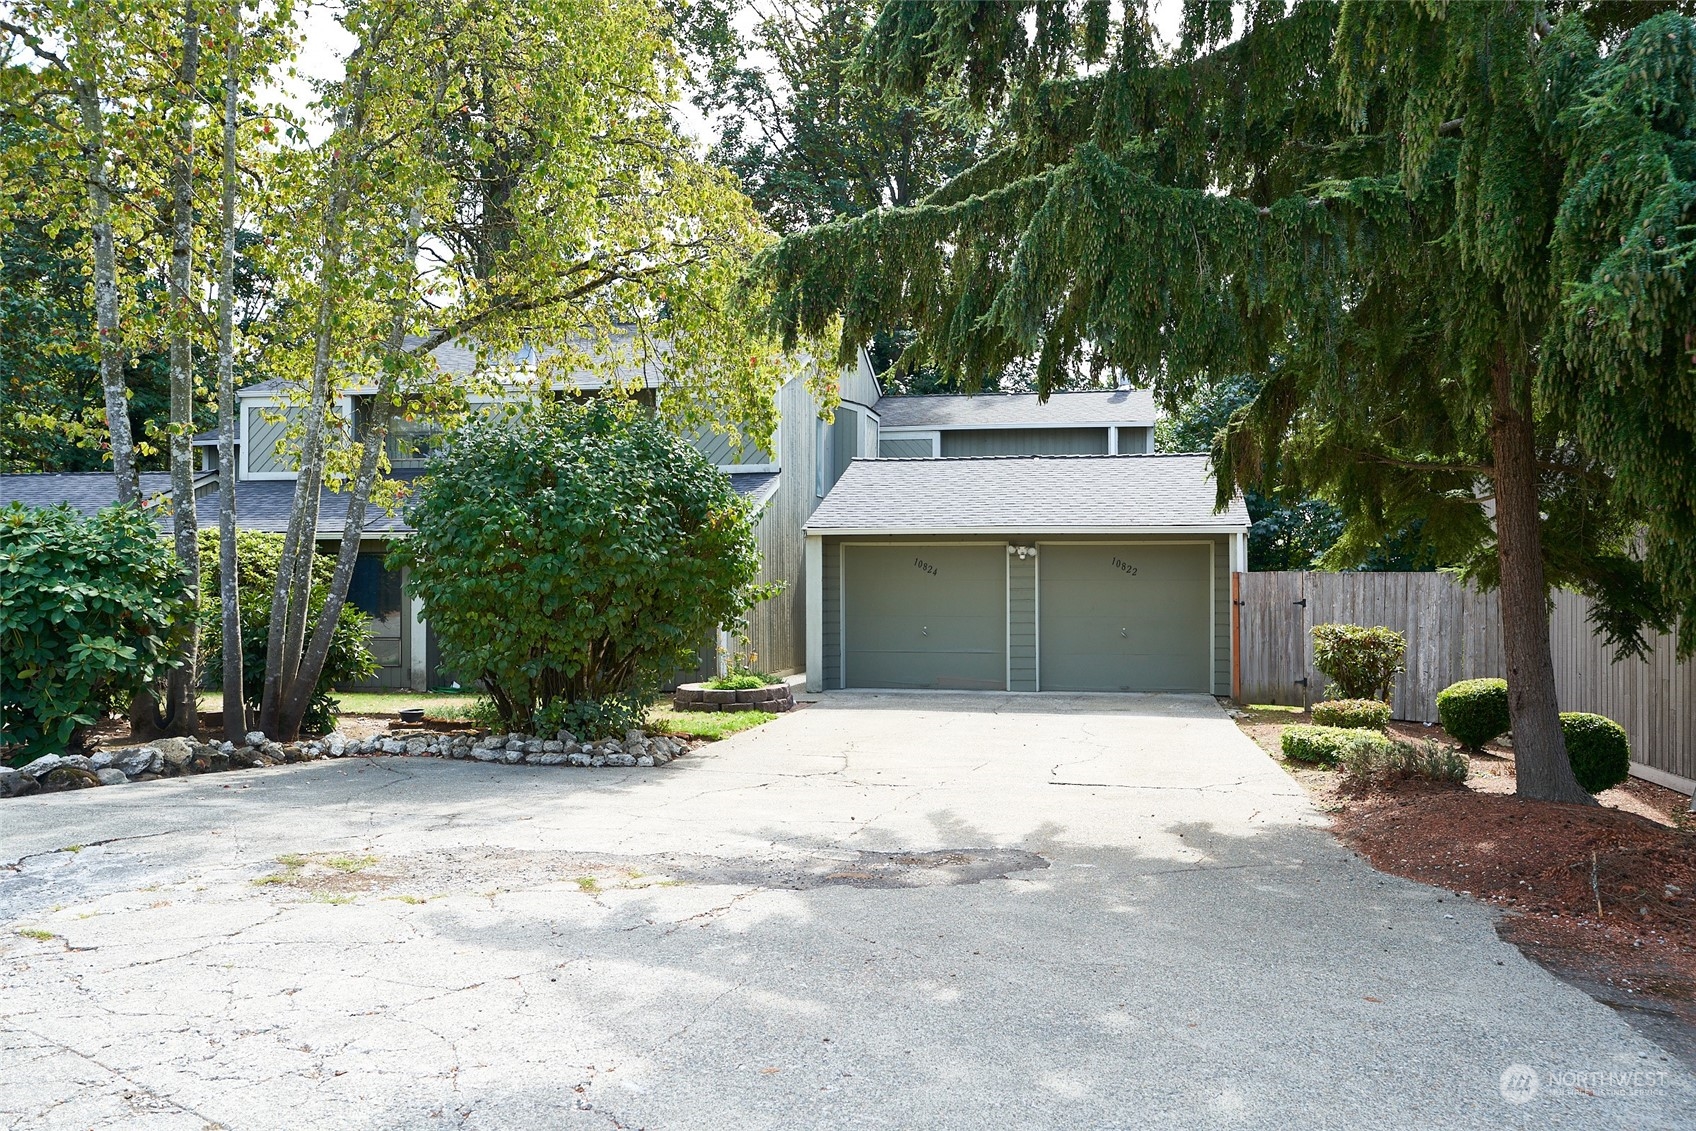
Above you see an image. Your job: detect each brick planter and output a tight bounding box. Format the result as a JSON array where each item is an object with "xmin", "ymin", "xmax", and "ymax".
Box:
[{"xmin": 673, "ymin": 681, "xmax": 795, "ymax": 713}]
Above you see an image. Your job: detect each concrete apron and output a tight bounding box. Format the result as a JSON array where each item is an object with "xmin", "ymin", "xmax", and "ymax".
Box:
[{"xmin": 1, "ymin": 691, "xmax": 1690, "ymax": 1130}]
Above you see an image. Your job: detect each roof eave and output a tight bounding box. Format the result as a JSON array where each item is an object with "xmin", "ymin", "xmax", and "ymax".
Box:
[{"xmin": 803, "ymin": 524, "xmax": 1251, "ymax": 536}]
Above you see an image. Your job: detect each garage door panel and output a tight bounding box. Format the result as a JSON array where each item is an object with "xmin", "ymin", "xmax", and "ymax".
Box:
[
  {"xmin": 1039, "ymin": 543, "xmax": 1210, "ymax": 692},
  {"xmin": 844, "ymin": 545, "xmax": 1005, "ymax": 690}
]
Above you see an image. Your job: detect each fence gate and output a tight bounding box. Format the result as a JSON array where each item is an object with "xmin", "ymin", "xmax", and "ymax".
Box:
[{"xmin": 1237, "ymin": 572, "xmax": 1312, "ymax": 708}]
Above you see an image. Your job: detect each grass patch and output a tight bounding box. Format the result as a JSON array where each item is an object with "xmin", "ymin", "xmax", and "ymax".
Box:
[
  {"xmin": 275, "ymin": 853, "xmax": 309, "ymax": 869},
  {"xmin": 323, "ymin": 855, "xmax": 378, "ymax": 874},
  {"xmin": 575, "ymin": 876, "xmax": 601, "ymax": 894},
  {"xmin": 15, "ymin": 928, "xmax": 54, "ymax": 941},
  {"xmin": 61, "ymin": 845, "xmax": 84, "ymax": 854},
  {"xmin": 309, "ymin": 893, "xmax": 354, "ymax": 905},
  {"xmin": 386, "ymin": 894, "xmax": 430, "ymax": 905},
  {"xmin": 327, "ymin": 690, "xmax": 487, "ymax": 718},
  {"xmin": 649, "ymin": 705, "xmax": 776, "ymax": 741},
  {"xmin": 251, "ymin": 873, "xmax": 294, "ymax": 886}
]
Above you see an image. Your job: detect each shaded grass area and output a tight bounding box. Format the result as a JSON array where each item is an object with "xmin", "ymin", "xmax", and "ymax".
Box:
[
  {"xmin": 647, "ymin": 705, "xmax": 778, "ymax": 740},
  {"xmin": 298, "ymin": 687, "xmax": 781, "ymax": 741}
]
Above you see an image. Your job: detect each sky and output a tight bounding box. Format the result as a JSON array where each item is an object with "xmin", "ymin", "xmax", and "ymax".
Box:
[{"xmin": 279, "ymin": 0, "xmax": 1198, "ymax": 147}]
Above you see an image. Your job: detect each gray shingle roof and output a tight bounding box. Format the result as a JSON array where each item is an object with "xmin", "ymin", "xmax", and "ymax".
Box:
[
  {"xmin": 0, "ymin": 473, "xmax": 176, "ymax": 516},
  {"xmin": 805, "ymin": 455, "xmax": 1248, "ymax": 533},
  {"xmin": 874, "ymin": 389, "xmax": 1160, "ymax": 429},
  {"xmin": 727, "ymin": 471, "xmax": 781, "ymax": 507}
]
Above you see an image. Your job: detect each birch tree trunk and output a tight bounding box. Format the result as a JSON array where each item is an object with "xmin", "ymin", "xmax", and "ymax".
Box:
[
  {"xmin": 164, "ymin": 0, "xmax": 202, "ymax": 736},
  {"xmin": 68, "ymin": 64, "xmax": 138, "ymax": 505},
  {"xmin": 1490, "ymin": 357, "xmax": 1592, "ymax": 805},
  {"xmin": 279, "ymin": 205, "xmax": 423, "ymax": 738},
  {"xmin": 257, "ymin": 113, "xmax": 362, "ymax": 736},
  {"xmin": 216, "ymin": 5, "xmax": 244, "ymax": 742}
]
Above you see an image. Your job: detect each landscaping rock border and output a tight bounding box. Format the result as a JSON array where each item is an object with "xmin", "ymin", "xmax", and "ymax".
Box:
[
  {"xmin": 0, "ymin": 727, "xmax": 692, "ymax": 800},
  {"xmin": 672, "ymin": 681, "xmax": 794, "ymax": 713}
]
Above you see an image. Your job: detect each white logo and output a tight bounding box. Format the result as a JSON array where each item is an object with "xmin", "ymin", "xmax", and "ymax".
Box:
[{"xmin": 1500, "ymin": 1064, "xmax": 1540, "ymax": 1104}]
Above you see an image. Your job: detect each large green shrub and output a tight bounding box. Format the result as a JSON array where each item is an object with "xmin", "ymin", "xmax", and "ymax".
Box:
[
  {"xmin": 391, "ymin": 399, "xmax": 772, "ymax": 735},
  {"xmin": 1311, "ymin": 698, "xmax": 1391, "ymax": 730},
  {"xmin": 1282, "ymin": 724, "xmax": 1390, "ymax": 766},
  {"xmin": 1436, "ymin": 678, "xmax": 1511, "ymax": 751},
  {"xmin": 196, "ymin": 529, "xmax": 376, "ymax": 736},
  {"xmin": 1, "ymin": 503, "xmax": 187, "ymax": 763},
  {"xmin": 1560, "ymin": 712, "xmax": 1631, "ymax": 795},
  {"xmin": 1310, "ymin": 623, "xmax": 1406, "ymax": 701}
]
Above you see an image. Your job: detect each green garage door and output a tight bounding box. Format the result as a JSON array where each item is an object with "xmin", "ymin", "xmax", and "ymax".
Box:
[
  {"xmin": 844, "ymin": 545, "xmax": 1006, "ymax": 689},
  {"xmin": 1039, "ymin": 543, "xmax": 1210, "ymax": 692}
]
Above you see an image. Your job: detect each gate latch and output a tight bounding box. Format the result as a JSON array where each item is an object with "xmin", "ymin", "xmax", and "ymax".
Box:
[{"xmin": 1293, "ymin": 598, "xmax": 1307, "ymax": 608}]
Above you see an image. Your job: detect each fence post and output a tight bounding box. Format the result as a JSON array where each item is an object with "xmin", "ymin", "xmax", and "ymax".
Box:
[{"xmin": 1231, "ymin": 571, "xmax": 1242, "ymax": 701}]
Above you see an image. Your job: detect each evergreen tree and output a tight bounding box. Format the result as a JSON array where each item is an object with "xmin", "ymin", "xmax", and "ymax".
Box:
[{"xmin": 761, "ymin": 1, "xmax": 1696, "ymax": 804}]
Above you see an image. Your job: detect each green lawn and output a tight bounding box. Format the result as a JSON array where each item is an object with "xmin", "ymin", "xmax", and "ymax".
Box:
[
  {"xmin": 307, "ymin": 688, "xmax": 779, "ymax": 741},
  {"xmin": 647, "ymin": 705, "xmax": 778, "ymax": 740},
  {"xmin": 329, "ymin": 690, "xmax": 483, "ymax": 718}
]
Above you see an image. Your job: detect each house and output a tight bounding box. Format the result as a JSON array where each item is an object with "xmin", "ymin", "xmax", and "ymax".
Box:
[
  {"xmin": 4, "ymin": 346, "xmax": 1250, "ymax": 698},
  {"xmin": 804, "ymin": 391, "xmax": 1249, "ymax": 694}
]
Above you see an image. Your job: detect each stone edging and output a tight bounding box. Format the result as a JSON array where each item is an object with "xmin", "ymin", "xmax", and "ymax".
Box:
[
  {"xmin": 672, "ymin": 681, "xmax": 795, "ymax": 713},
  {"xmin": 0, "ymin": 727, "xmax": 692, "ymax": 799}
]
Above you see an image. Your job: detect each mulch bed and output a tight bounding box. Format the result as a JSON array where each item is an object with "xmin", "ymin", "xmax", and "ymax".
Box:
[{"xmin": 1334, "ymin": 785, "xmax": 1696, "ymax": 1005}]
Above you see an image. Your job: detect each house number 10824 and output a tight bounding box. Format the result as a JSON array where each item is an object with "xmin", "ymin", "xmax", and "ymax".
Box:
[
  {"xmin": 1112, "ymin": 556, "xmax": 1138, "ymax": 576},
  {"xmin": 913, "ymin": 557, "xmax": 938, "ymax": 575}
]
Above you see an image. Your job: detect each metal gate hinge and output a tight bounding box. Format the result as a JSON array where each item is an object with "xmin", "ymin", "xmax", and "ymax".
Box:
[{"xmin": 1292, "ymin": 598, "xmax": 1307, "ymax": 607}]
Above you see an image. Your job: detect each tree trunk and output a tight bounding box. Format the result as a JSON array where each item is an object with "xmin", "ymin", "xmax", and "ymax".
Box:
[
  {"xmin": 1489, "ymin": 357, "xmax": 1592, "ymax": 805},
  {"xmin": 164, "ymin": 0, "xmax": 202, "ymax": 737},
  {"xmin": 258, "ymin": 130, "xmax": 359, "ymax": 737},
  {"xmin": 70, "ymin": 75, "xmax": 137, "ymax": 506},
  {"xmin": 217, "ymin": 7, "xmax": 245, "ymax": 742},
  {"xmin": 279, "ymin": 206, "xmax": 423, "ymax": 738}
]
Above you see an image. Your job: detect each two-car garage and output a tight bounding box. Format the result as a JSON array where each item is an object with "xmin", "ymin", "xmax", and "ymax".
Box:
[{"xmin": 805, "ymin": 455, "xmax": 1250, "ymax": 696}]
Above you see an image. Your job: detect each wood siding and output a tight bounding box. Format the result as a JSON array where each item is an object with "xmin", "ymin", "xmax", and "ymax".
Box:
[
  {"xmin": 880, "ymin": 437, "xmax": 935, "ymax": 458},
  {"xmin": 1237, "ymin": 571, "xmax": 1693, "ymax": 784},
  {"xmin": 939, "ymin": 427, "xmax": 1109, "ymax": 457},
  {"xmin": 742, "ymin": 374, "xmax": 824, "ymax": 676},
  {"xmin": 1008, "ymin": 551, "xmax": 1037, "ymax": 691},
  {"xmin": 244, "ymin": 404, "xmax": 305, "ymax": 475}
]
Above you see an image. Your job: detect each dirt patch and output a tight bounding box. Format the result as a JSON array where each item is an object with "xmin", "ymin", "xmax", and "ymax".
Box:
[{"xmin": 1235, "ymin": 707, "xmax": 1696, "ymax": 1063}]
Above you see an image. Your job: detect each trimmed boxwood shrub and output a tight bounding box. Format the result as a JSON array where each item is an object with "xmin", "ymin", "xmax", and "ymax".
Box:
[
  {"xmin": 1311, "ymin": 698, "xmax": 1391, "ymax": 730},
  {"xmin": 1311, "ymin": 623, "xmax": 1406, "ymax": 701},
  {"xmin": 1560, "ymin": 712, "xmax": 1630, "ymax": 794},
  {"xmin": 1282, "ymin": 724, "xmax": 1392, "ymax": 766},
  {"xmin": 1436, "ymin": 678, "xmax": 1510, "ymax": 750},
  {"xmin": 1, "ymin": 502, "xmax": 187, "ymax": 763}
]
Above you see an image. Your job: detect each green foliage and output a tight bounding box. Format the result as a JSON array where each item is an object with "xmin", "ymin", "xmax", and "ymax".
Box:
[
  {"xmin": 1435, "ymin": 678, "xmax": 1512, "ymax": 752},
  {"xmin": 1339, "ymin": 735, "xmax": 1468, "ymax": 787},
  {"xmin": 1282, "ymin": 724, "xmax": 1384, "ymax": 766},
  {"xmin": 196, "ymin": 529, "xmax": 376, "ymax": 736},
  {"xmin": 759, "ymin": 2, "xmax": 1696, "ymax": 658},
  {"xmin": 0, "ymin": 503, "xmax": 186, "ymax": 762},
  {"xmin": 535, "ymin": 696, "xmax": 651, "ymax": 743},
  {"xmin": 704, "ymin": 674, "xmax": 773, "ymax": 691},
  {"xmin": 1559, "ymin": 712, "xmax": 1631, "ymax": 795},
  {"xmin": 391, "ymin": 399, "xmax": 772, "ymax": 734},
  {"xmin": 1311, "ymin": 698, "xmax": 1391, "ymax": 731},
  {"xmin": 1310, "ymin": 624, "xmax": 1406, "ymax": 702}
]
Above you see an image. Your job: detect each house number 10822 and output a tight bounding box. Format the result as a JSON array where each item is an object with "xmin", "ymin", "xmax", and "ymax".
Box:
[
  {"xmin": 1112, "ymin": 556, "xmax": 1138, "ymax": 575},
  {"xmin": 913, "ymin": 557, "xmax": 938, "ymax": 575}
]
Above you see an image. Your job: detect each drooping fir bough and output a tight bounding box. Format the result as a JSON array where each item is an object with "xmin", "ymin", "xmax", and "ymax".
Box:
[{"xmin": 760, "ymin": 1, "xmax": 1696, "ymax": 804}]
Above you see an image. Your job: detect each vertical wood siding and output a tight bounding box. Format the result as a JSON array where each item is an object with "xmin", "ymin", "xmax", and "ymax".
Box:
[
  {"xmin": 1237, "ymin": 571, "xmax": 1691, "ymax": 783},
  {"xmin": 741, "ymin": 375, "xmax": 821, "ymax": 676},
  {"xmin": 1008, "ymin": 551, "xmax": 1037, "ymax": 691},
  {"xmin": 939, "ymin": 427, "xmax": 1109, "ymax": 457}
]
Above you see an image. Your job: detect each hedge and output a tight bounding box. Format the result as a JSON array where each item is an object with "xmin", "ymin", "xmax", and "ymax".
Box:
[
  {"xmin": 1560, "ymin": 712, "xmax": 1631, "ymax": 794},
  {"xmin": 1311, "ymin": 698, "xmax": 1391, "ymax": 730},
  {"xmin": 1282, "ymin": 725, "xmax": 1392, "ymax": 766},
  {"xmin": 1435, "ymin": 678, "xmax": 1511, "ymax": 750}
]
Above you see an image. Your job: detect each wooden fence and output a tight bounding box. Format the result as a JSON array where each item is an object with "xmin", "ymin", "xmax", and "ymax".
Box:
[{"xmin": 1235, "ymin": 571, "xmax": 1694, "ymax": 788}]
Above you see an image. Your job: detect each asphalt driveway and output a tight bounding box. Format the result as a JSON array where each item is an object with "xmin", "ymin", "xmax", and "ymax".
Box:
[{"xmin": 2, "ymin": 692, "xmax": 1690, "ymax": 1129}]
